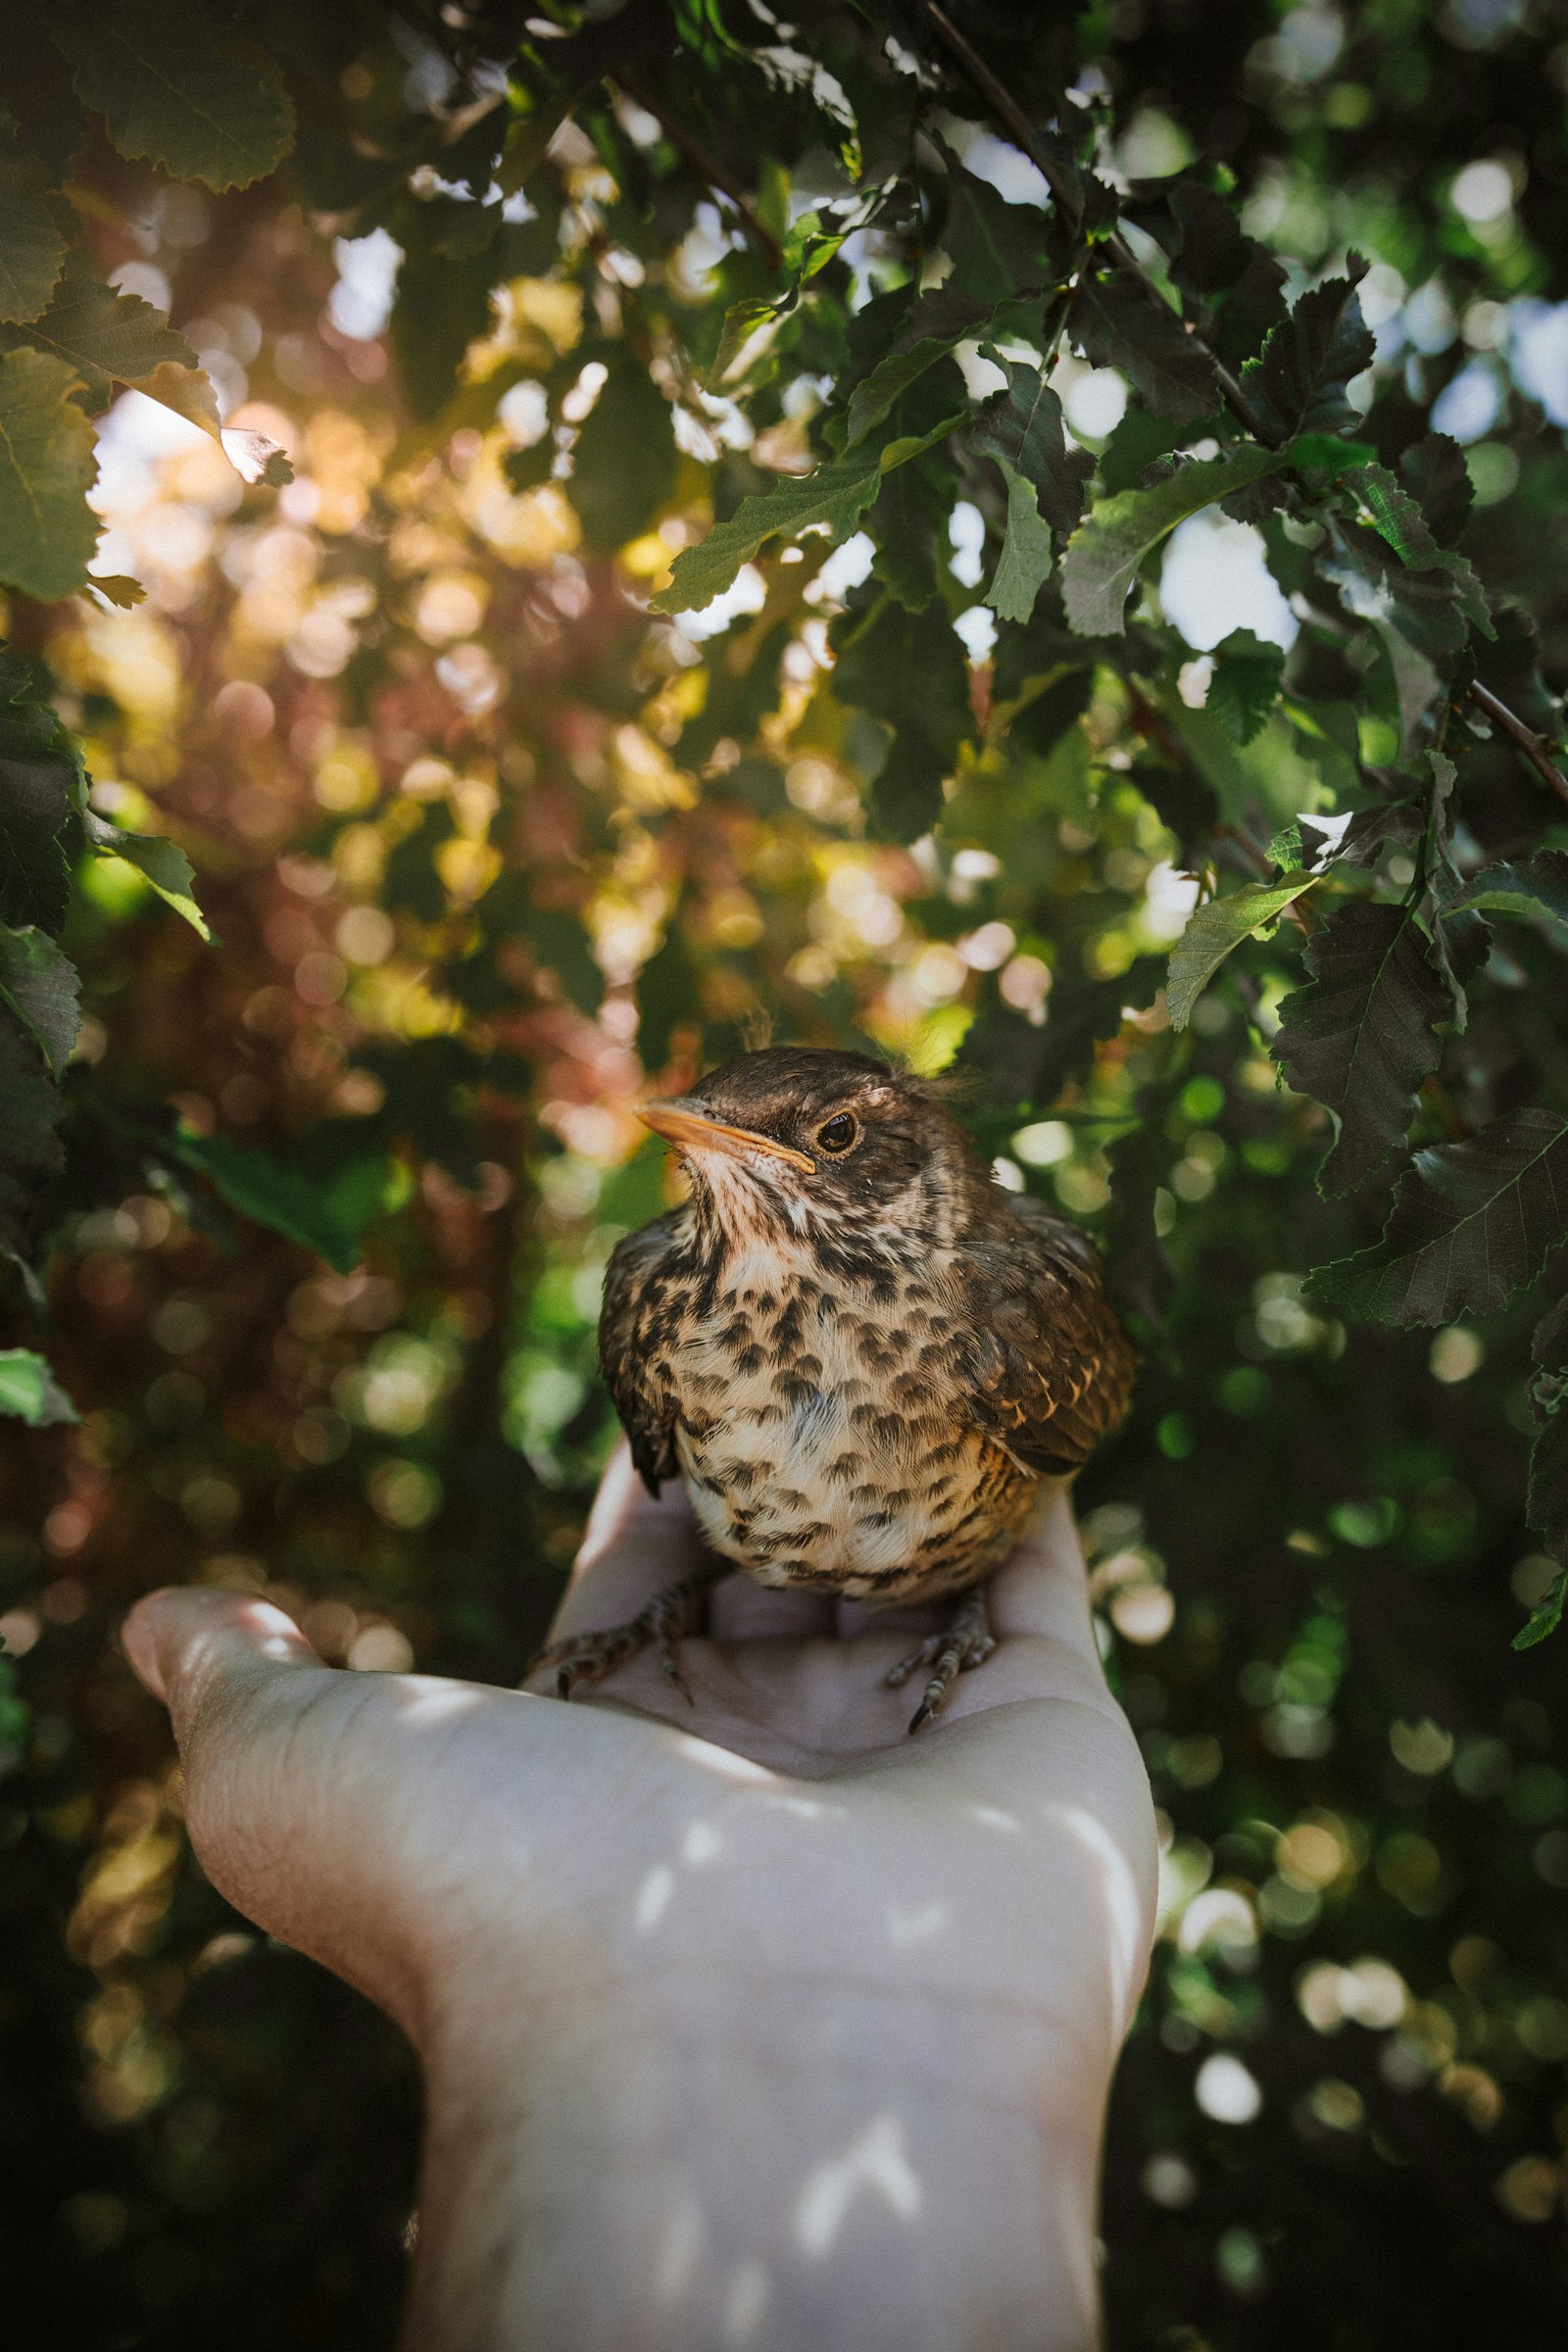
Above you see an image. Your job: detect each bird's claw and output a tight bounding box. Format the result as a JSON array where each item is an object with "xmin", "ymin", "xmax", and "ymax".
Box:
[
  {"xmin": 885, "ymin": 1590, "xmax": 997, "ymax": 1734},
  {"xmin": 525, "ymin": 1567, "xmax": 723, "ymax": 1706}
]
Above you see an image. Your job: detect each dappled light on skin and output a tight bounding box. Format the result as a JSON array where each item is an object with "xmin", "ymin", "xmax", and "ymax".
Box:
[
  {"xmin": 886, "ymin": 1901, "xmax": 949, "ymax": 1947},
  {"xmin": 720, "ymin": 2257, "xmax": 771, "ymax": 2343},
  {"xmin": 794, "ymin": 2114, "xmax": 923, "ymax": 2259},
  {"xmin": 1052, "ymin": 1804, "xmax": 1151, "ymax": 2030},
  {"xmin": 634, "ymin": 1864, "xmax": 676, "ymax": 1936}
]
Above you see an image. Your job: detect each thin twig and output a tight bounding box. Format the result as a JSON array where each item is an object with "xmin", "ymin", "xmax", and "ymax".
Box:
[
  {"xmin": 918, "ymin": 2, "xmax": 1266, "ymax": 441},
  {"xmin": 614, "ymin": 73, "xmax": 783, "ymax": 269},
  {"xmin": 1466, "ymin": 681, "xmax": 1568, "ymax": 814}
]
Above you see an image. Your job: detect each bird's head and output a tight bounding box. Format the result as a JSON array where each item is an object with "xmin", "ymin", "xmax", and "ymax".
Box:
[{"xmin": 637, "ymin": 1048, "xmax": 980, "ymax": 1246}]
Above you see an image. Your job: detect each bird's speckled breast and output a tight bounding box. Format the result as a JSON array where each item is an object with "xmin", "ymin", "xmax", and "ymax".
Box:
[{"xmin": 662, "ymin": 1236, "xmax": 1039, "ymax": 1604}]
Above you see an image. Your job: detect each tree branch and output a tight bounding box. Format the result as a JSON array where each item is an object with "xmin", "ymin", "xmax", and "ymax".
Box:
[
  {"xmin": 614, "ymin": 74, "xmax": 783, "ymax": 270},
  {"xmin": 918, "ymin": 2, "xmax": 1267, "ymax": 442},
  {"xmin": 1465, "ymin": 681, "xmax": 1568, "ymax": 815}
]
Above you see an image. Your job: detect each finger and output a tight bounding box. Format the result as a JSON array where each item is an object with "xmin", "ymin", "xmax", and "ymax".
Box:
[
  {"xmin": 709, "ymin": 1579, "xmax": 838, "ymax": 1641},
  {"xmin": 986, "ymin": 1482, "xmax": 1100, "ymax": 1657},
  {"xmin": 123, "ymin": 1587, "xmax": 322, "ymax": 1723},
  {"xmin": 122, "ymin": 1589, "xmax": 423, "ymax": 2017},
  {"xmin": 545, "ymin": 1441, "xmax": 713, "ymax": 1643}
]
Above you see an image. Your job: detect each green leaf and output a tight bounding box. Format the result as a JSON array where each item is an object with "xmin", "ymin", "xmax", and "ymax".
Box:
[
  {"xmin": 0, "ymin": 740, "xmax": 72, "ymax": 934},
  {"xmin": 1520, "ymin": 1297, "xmax": 1568, "ymax": 1609},
  {"xmin": 1166, "ymin": 874, "xmax": 1315, "ymax": 1029},
  {"xmin": 845, "ymin": 284, "xmax": 993, "ymax": 447},
  {"xmin": 568, "ymin": 349, "xmax": 676, "ymax": 551},
  {"xmin": 1309, "ymin": 1108, "xmax": 1568, "ymax": 1325},
  {"xmin": 0, "ymin": 1008, "xmax": 66, "ymax": 1290},
  {"xmin": 1240, "ymin": 260, "xmax": 1374, "ymax": 441},
  {"xmin": 650, "ymin": 451, "xmax": 884, "ymax": 615},
  {"xmin": 0, "ymin": 920, "xmax": 77, "ymax": 1072},
  {"xmin": 1206, "ymin": 629, "xmax": 1286, "ymax": 746},
  {"xmin": 710, "ymin": 295, "xmax": 789, "ymax": 388},
  {"xmin": 1273, "ymin": 902, "xmax": 1451, "ymax": 1195},
  {"xmin": 985, "ymin": 460, "xmax": 1055, "ymax": 624},
  {"xmin": 0, "ymin": 346, "xmax": 99, "ymax": 599},
  {"xmin": 971, "ymin": 363, "xmax": 1091, "ymax": 535},
  {"xmin": 1343, "ymin": 462, "xmax": 1493, "ymax": 637},
  {"xmin": 1513, "ymin": 1561, "xmax": 1568, "ymax": 1650},
  {"xmin": 0, "ymin": 131, "xmax": 66, "ymax": 325},
  {"xmin": 832, "ymin": 598, "xmax": 970, "ymax": 844},
  {"xmin": 1445, "ymin": 852, "xmax": 1568, "ymax": 932},
  {"xmin": 83, "ymin": 809, "xmax": 208, "ymax": 938},
  {"xmin": 0, "ymin": 1346, "xmax": 76, "ymax": 1425},
  {"xmin": 168, "ymin": 1130, "xmax": 388, "ymax": 1273},
  {"xmin": 937, "ymin": 142, "xmax": 1053, "ymax": 309},
  {"xmin": 51, "ymin": 0, "xmax": 295, "ymax": 193},
  {"xmin": 1398, "ymin": 431, "xmax": 1473, "ymax": 546},
  {"xmin": 1060, "ymin": 446, "xmax": 1281, "ymax": 636},
  {"xmin": 1074, "ymin": 274, "xmax": 1218, "ymax": 423},
  {"xmin": 0, "ymin": 246, "xmax": 200, "ymax": 415}
]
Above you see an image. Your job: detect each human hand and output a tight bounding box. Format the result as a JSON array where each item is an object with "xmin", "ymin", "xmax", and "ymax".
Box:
[{"xmin": 124, "ymin": 1445, "xmax": 1156, "ymax": 2352}]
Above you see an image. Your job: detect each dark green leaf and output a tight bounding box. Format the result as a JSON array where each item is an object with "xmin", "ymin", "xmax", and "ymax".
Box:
[
  {"xmin": 51, "ymin": 0, "xmax": 295, "ymax": 192},
  {"xmin": 1207, "ymin": 629, "xmax": 1286, "ymax": 746},
  {"xmin": 0, "ymin": 920, "xmax": 77, "ymax": 1072},
  {"xmin": 1075, "ymin": 275, "xmax": 1218, "ymax": 423},
  {"xmin": 168, "ymin": 1129, "xmax": 392, "ymax": 1273},
  {"xmin": 0, "ymin": 1345, "xmax": 76, "ymax": 1425},
  {"xmin": 569, "ymin": 351, "xmax": 676, "ymax": 551},
  {"xmin": 1166, "ymin": 874, "xmax": 1315, "ymax": 1029},
  {"xmin": 1241, "ymin": 261, "xmax": 1373, "ymax": 442},
  {"xmin": 1309, "ymin": 1109, "xmax": 1568, "ymax": 1325},
  {"xmin": 1060, "ymin": 447, "xmax": 1282, "ymax": 636},
  {"xmin": 832, "ymin": 598, "xmax": 969, "ymax": 844},
  {"xmin": 937, "ymin": 142, "xmax": 1053, "ymax": 309},
  {"xmin": 1398, "ymin": 431, "xmax": 1473, "ymax": 546},
  {"xmin": 1521, "ymin": 1298, "xmax": 1568, "ymax": 1610},
  {"xmin": 0, "ymin": 130, "xmax": 66, "ymax": 325},
  {"xmin": 1446, "ymin": 851, "xmax": 1568, "ymax": 932},
  {"xmin": 0, "ymin": 346, "xmax": 99, "ymax": 599},
  {"xmin": 1274, "ymin": 902, "xmax": 1451, "ymax": 1194},
  {"xmin": 0, "ymin": 1008, "xmax": 66, "ymax": 1289},
  {"xmin": 1343, "ymin": 463, "xmax": 1493, "ymax": 637},
  {"xmin": 0, "ymin": 746, "xmax": 72, "ymax": 934},
  {"xmin": 845, "ymin": 284, "xmax": 994, "ymax": 447},
  {"xmin": 971, "ymin": 363, "xmax": 1091, "ymax": 535}
]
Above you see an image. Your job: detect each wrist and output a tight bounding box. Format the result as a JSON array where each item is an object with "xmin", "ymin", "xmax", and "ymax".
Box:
[{"xmin": 408, "ymin": 1956, "xmax": 1105, "ymax": 2352}]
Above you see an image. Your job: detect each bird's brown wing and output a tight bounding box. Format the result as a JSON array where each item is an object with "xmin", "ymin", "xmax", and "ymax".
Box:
[
  {"xmin": 598, "ymin": 1209, "xmax": 686, "ymax": 1492},
  {"xmin": 954, "ymin": 1194, "xmax": 1136, "ymax": 1476}
]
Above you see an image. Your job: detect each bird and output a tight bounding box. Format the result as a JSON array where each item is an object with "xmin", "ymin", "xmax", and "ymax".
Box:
[{"xmin": 532, "ymin": 1047, "xmax": 1136, "ymax": 1731}]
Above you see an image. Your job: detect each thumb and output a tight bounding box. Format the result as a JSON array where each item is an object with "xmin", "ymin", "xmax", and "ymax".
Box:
[{"xmin": 122, "ymin": 1589, "xmax": 422, "ymax": 2027}]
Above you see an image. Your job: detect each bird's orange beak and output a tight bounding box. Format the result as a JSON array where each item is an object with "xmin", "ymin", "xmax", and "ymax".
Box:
[{"xmin": 637, "ymin": 1097, "xmax": 815, "ymax": 1172}]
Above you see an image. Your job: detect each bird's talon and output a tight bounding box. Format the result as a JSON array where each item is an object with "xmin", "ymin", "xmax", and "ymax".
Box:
[{"xmin": 892, "ymin": 1589, "xmax": 997, "ymax": 1734}]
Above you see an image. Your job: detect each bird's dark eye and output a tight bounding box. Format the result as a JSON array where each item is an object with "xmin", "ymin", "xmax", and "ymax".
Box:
[{"xmin": 815, "ymin": 1112, "xmax": 858, "ymax": 1154}]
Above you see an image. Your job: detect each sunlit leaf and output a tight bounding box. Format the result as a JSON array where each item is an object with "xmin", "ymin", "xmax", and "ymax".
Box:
[
  {"xmin": 845, "ymin": 284, "xmax": 994, "ymax": 446},
  {"xmin": 1166, "ymin": 874, "xmax": 1315, "ymax": 1030},
  {"xmin": 0, "ymin": 1345, "xmax": 76, "ymax": 1425},
  {"xmin": 84, "ymin": 809, "xmax": 209, "ymax": 939},
  {"xmin": 0, "ymin": 247, "xmax": 198, "ymax": 411},
  {"xmin": 1060, "ymin": 447, "xmax": 1281, "ymax": 636},
  {"xmin": 1447, "ymin": 851, "xmax": 1568, "ymax": 933},
  {"xmin": 985, "ymin": 458, "xmax": 1055, "ymax": 624},
  {"xmin": 0, "ymin": 346, "xmax": 99, "ymax": 599},
  {"xmin": 650, "ymin": 450, "xmax": 884, "ymax": 615}
]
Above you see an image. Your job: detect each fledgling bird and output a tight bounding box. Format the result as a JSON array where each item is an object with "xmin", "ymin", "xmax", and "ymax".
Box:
[{"xmin": 535, "ymin": 1048, "xmax": 1135, "ymax": 1730}]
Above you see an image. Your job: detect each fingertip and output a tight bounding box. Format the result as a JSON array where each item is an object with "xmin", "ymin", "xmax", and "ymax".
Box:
[{"xmin": 122, "ymin": 1588, "xmax": 321, "ymax": 1716}]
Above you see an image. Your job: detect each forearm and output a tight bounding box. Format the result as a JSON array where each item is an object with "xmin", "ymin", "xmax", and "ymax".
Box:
[{"xmin": 405, "ymin": 1970, "xmax": 1106, "ymax": 2352}]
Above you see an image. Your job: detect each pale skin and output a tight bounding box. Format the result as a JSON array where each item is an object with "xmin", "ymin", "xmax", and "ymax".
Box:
[{"xmin": 122, "ymin": 1444, "xmax": 1158, "ymax": 2352}]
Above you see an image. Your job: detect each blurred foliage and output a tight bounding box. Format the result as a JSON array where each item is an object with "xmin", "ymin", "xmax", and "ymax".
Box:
[{"xmin": 3, "ymin": 1, "xmax": 1568, "ymax": 2344}]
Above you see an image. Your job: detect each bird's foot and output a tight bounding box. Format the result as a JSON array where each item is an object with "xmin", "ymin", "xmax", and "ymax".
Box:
[
  {"xmin": 884, "ymin": 1587, "xmax": 997, "ymax": 1734},
  {"xmin": 526, "ymin": 1567, "xmax": 726, "ymax": 1706}
]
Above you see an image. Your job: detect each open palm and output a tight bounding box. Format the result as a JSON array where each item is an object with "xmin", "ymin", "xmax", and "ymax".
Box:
[{"xmin": 125, "ymin": 1442, "xmax": 1158, "ymax": 2351}]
